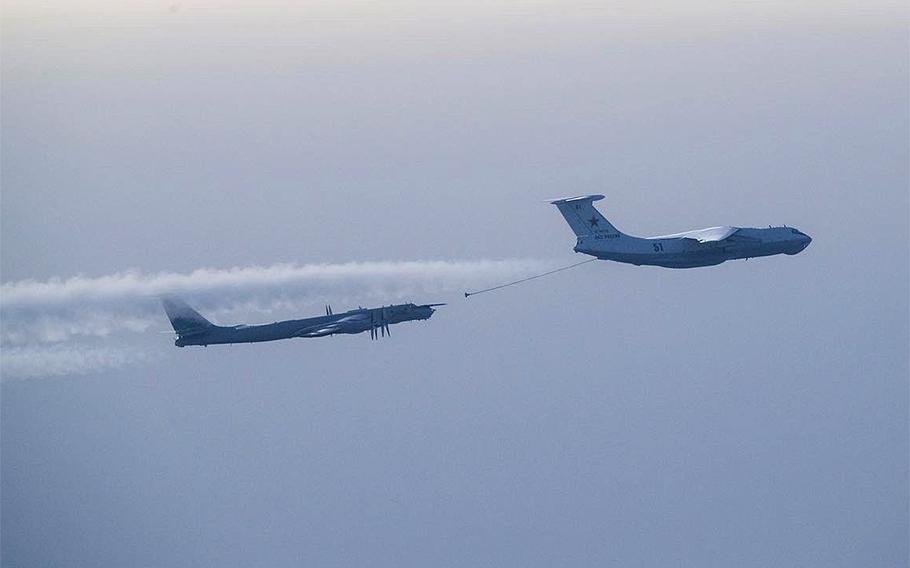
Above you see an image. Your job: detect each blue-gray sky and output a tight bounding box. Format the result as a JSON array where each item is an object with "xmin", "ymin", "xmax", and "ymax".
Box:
[{"xmin": 2, "ymin": 1, "xmax": 908, "ymax": 566}]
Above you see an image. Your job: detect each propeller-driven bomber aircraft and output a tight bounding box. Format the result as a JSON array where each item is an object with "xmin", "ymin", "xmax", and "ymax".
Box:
[
  {"xmin": 550, "ymin": 195, "xmax": 811, "ymax": 269},
  {"xmin": 162, "ymin": 297, "xmax": 443, "ymax": 347}
]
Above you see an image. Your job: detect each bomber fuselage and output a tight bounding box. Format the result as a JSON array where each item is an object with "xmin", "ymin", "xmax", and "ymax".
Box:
[{"xmin": 174, "ymin": 304, "xmax": 437, "ymax": 347}]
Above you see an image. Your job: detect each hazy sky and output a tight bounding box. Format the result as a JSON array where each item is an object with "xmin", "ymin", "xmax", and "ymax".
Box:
[{"xmin": 2, "ymin": 1, "xmax": 908, "ymax": 566}]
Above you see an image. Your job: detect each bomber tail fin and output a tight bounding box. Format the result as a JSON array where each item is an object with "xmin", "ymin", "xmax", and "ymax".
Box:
[
  {"xmin": 161, "ymin": 296, "xmax": 216, "ymax": 336},
  {"xmin": 548, "ymin": 194, "xmax": 624, "ymax": 238}
]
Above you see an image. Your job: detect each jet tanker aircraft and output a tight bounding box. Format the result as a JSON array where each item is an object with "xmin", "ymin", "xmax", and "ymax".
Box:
[
  {"xmin": 550, "ymin": 195, "xmax": 811, "ymax": 269},
  {"xmin": 162, "ymin": 297, "xmax": 443, "ymax": 347}
]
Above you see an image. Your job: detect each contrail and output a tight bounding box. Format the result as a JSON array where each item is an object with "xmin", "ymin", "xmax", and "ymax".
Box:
[
  {"xmin": 0, "ymin": 258, "xmax": 548, "ymax": 379},
  {"xmin": 1, "ymin": 258, "xmax": 547, "ymax": 345},
  {"xmin": 1, "ymin": 259, "xmax": 545, "ymax": 308}
]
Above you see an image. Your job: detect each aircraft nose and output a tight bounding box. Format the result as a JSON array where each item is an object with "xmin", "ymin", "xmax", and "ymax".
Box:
[{"xmin": 801, "ymin": 234, "xmax": 812, "ymax": 248}]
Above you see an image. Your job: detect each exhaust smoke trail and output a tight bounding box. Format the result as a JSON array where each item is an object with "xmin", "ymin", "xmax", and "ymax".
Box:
[
  {"xmin": 1, "ymin": 259, "xmax": 546, "ymax": 310},
  {"xmin": 0, "ymin": 258, "xmax": 546, "ymax": 379}
]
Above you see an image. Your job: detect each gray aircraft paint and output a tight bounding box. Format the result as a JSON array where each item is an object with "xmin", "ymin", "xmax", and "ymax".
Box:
[
  {"xmin": 4, "ymin": 2, "xmax": 906, "ymax": 567},
  {"xmin": 162, "ymin": 297, "xmax": 439, "ymax": 346},
  {"xmin": 550, "ymin": 195, "xmax": 811, "ymax": 269}
]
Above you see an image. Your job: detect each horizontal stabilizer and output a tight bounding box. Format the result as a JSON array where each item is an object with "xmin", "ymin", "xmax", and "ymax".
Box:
[{"xmin": 547, "ymin": 194, "xmax": 605, "ymax": 204}]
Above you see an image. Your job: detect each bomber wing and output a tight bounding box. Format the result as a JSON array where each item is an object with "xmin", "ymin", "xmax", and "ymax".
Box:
[
  {"xmin": 650, "ymin": 225, "xmax": 740, "ymax": 243},
  {"xmin": 296, "ymin": 324, "xmax": 343, "ymax": 337},
  {"xmin": 293, "ymin": 313, "xmax": 369, "ymax": 338}
]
